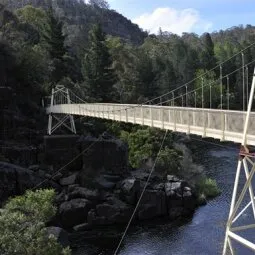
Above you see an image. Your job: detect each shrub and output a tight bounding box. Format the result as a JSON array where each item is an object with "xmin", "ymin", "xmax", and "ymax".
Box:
[
  {"xmin": 0, "ymin": 189, "xmax": 71, "ymax": 255},
  {"xmin": 156, "ymin": 147, "xmax": 183, "ymax": 175},
  {"xmin": 120, "ymin": 127, "xmax": 180, "ymax": 176},
  {"xmin": 196, "ymin": 177, "xmax": 221, "ymax": 199}
]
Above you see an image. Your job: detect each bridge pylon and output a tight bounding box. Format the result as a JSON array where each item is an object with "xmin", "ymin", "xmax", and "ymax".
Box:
[
  {"xmin": 223, "ymin": 68, "xmax": 255, "ymax": 254},
  {"xmin": 47, "ymin": 85, "xmax": 76, "ymax": 135}
]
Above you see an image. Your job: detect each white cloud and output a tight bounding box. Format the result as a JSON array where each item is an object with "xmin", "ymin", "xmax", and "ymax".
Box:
[{"xmin": 133, "ymin": 7, "xmax": 213, "ymax": 35}]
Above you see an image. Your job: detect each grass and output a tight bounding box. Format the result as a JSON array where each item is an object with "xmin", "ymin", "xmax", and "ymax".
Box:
[{"xmin": 196, "ymin": 177, "xmax": 221, "ymax": 201}]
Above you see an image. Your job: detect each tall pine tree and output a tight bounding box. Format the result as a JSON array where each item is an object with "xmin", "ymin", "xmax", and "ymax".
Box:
[
  {"xmin": 44, "ymin": 8, "xmax": 66, "ymax": 83},
  {"xmin": 82, "ymin": 23, "xmax": 116, "ymax": 102},
  {"xmin": 201, "ymin": 33, "xmax": 217, "ymax": 70}
]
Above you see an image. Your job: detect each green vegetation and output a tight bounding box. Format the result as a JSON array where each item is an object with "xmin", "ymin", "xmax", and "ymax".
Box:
[
  {"xmin": 82, "ymin": 23, "xmax": 116, "ymax": 102},
  {"xmin": 196, "ymin": 177, "xmax": 221, "ymax": 201},
  {"xmin": 1, "ymin": 2, "xmax": 255, "ymax": 113},
  {"xmin": 120, "ymin": 127, "xmax": 183, "ymax": 175},
  {"xmin": 0, "ymin": 189, "xmax": 71, "ymax": 255}
]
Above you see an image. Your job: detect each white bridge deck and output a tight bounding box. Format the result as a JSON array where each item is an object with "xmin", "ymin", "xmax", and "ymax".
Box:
[{"xmin": 47, "ymin": 104, "xmax": 255, "ymax": 146}]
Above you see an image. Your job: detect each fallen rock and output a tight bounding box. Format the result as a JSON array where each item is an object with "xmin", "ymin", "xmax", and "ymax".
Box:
[
  {"xmin": 59, "ymin": 198, "xmax": 92, "ymax": 228},
  {"xmin": 138, "ymin": 189, "xmax": 167, "ymax": 219},
  {"xmin": 94, "ymin": 175, "xmax": 116, "ymax": 190},
  {"xmin": 96, "ymin": 203, "xmax": 118, "ymax": 218},
  {"xmin": 121, "ymin": 178, "xmax": 139, "ymax": 205},
  {"xmin": 87, "ymin": 209, "xmax": 110, "ymax": 226},
  {"xmin": 138, "ymin": 204, "xmax": 157, "ymax": 220},
  {"xmin": 0, "ymin": 162, "xmax": 60, "ymax": 206},
  {"xmin": 60, "ymin": 172, "xmax": 78, "ymax": 186},
  {"xmin": 183, "ymin": 189, "xmax": 196, "ymax": 214},
  {"xmin": 68, "ymin": 187, "xmax": 100, "ymax": 201}
]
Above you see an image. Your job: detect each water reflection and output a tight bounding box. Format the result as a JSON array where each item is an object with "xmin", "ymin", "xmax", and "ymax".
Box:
[{"xmin": 74, "ymin": 144, "xmax": 255, "ymax": 255}]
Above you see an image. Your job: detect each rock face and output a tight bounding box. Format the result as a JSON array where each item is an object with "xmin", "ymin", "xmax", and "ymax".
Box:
[
  {"xmin": 0, "ymin": 135, "xmax": 197, "ymax": 234},
  {"xmin": 78, "ymin": 137, "xmax": 128, "ymax": 184},
  {"xmin": 44, "ymin": 135, "xmax": 82, "ymax": 173},
  {"xmin": 59, "ymin": 198, "xmax": 93, "ymax": 229},
  {"xmin": 0, "ymin": 162, "xmax": 60, "ymax": 206},
  {"xmin": 57, "ymin": 170, "xmax": 196, "ymax": 230},
  {"xmin": 5, "ymin": 1, "xmax": 147, "ymax": 45}
]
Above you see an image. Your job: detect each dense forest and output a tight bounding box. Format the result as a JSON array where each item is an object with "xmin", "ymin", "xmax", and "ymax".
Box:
[{"xmin": 1, "ymin": 0, "xmax": 255, "ymax": 113}]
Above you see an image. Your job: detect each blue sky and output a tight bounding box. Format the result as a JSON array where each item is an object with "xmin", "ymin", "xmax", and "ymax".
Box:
[{"xmin": 107, "ymin": 0, "xmax": 255, "ymax": 35}]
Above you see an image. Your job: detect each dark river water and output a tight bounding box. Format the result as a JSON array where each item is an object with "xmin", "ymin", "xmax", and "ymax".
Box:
[{"xmin": 73, "ymin": 142, "xmax": 255, "ymax": 255}]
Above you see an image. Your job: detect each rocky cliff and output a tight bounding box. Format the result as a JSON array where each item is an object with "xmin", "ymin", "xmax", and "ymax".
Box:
[{"xmin": 3, "ymin": 0, "xmax": 147, "ymax": 46}]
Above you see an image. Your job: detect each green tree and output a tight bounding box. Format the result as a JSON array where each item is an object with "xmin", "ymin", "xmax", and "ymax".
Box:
[
  {"xmin": 82, "ymin": 23, "xmax": 116, "ymax": 102},
  {"xmin": 194, "ymin": 69, "xmax": 221, "ymax": 108},
  {"xmin": 16, "ymin": 5, "xmax": 49, "ymax": 41},
  {"xmin": 44, "ymin": 8, "xmax": 66, "ymax": 83},
  {"xmin": 200, "ymin": 33, "xmax": 216, "ymax": 70},
  {"xmin": 120, "ymin": 128, "xmax": 182, "ymax": 176},
  {"xmin": 0, "ymin": 189, "xmax": 71, "ymax": 255}
]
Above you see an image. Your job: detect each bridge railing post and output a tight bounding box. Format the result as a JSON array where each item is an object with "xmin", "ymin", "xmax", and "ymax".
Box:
[
  {"xmin": 161, "ymin": 106, "xmax": 164, "ymax": 129},
  {"xmin": 187, "ymin": 109, "xmax": 190, "ymax": 134},
  {"xmin": 202, "ymin": 110, "xmax": 206, "ymax": 138},
  {"xmin": 150, "ymin": 102, "xmax": 153, "ymax": 127},
  {"xmin": 141, "ymin": 105, "xmax": 144, "ymax": 126},
  {"xmin": 168, "ymin": 108, "xmax": 171, "ymax": 127},
  {"xmin": 174, "ymin": 108, "xmax": 176, "ymax": 131},
  {"xmin": 134, "ymin": 107, "xmax": 136, "ymax": 124},
  {"xmin": 125, "ymin": 108, "xmax": 128, "ymax": 123},
  {"xmin": 221, "ymin": 111, "xmax": 225, "ymax": 141}
]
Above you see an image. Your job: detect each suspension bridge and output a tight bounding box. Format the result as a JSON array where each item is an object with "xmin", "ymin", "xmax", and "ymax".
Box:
[{"xmin": 45, "ymin": 44, "xmax": 255, "ymax": 255}]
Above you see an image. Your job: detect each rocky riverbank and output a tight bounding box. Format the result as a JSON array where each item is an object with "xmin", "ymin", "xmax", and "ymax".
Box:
[{"xmin": 0, "ymin": 134, "xmax": 199, "ymax": 245}]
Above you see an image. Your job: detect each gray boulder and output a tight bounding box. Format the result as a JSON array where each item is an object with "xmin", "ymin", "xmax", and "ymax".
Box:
[
  {"xmin": 87, "ymin": 209, "xmax": 110, "ymax": 226},
  {"xmin": 59, "ymin": 198, "xmax": 92, "ymax": 228},
  {"xmin": 138, "ymin": 189, "xmax": 167, "ymax": 219},
  {"xmin": 89, "ymin": 196, "xmax": 132, "ymax": 225},
  {"xmin": 138, "ymin": 204, "xmax": 157, "ymax": 220},
  {"xmin": 121, "ymin": 178, "xmax": 139, "ymax": 205},
  {"xmin": 0, "ymin": 162, "xmax": 60, "ymax": 206},
  {"xmin": 183, "ymin": 189, "xmax": 196, "ymax": 214},
  {"xmin": 68, "ymin": 187, "xmax": 100, "ymax": 201},
  {"xmin": 59, "ymin": 172, "xmax": 78, "ymax": 186},
  {"xmin": 94, "ymin": 175, "xmax": 116, "ymax": 190}
]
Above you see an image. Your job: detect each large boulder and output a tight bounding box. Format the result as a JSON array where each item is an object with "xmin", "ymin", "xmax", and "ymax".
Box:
[
  {"xmin": 59, "ymin": 172, "xmax": 78, "ymax": 186},
  {"xmin": 138, "ymin": 189, "xmax": 167, "ymax": 220},
  {"xmin": 88, "ymin": 196, "xmax": 132, "ymax": 226},
  {"xmin": 0, "ymin": 162, "xmax": 60, "ymax": 206},
  {"xmin": 67, "ymin": 187, "xmax": 100, "ymax": 202},
  {"xmin": 93, "ymin": 175, "xmax": 116, "ymax": 190},
  {"xmin": 59, "ymin": 198, "xmax": 93, "ymax": 228},
  {"xmin": 164, "ymin": 178, "xmax": 196, "ymax": 219},
  {"xmin": 182, "ymin": 188, "xmax": 196, "ymax": 214},
  {"xmin": 44, "ymin": 135, "xmax": 82, "ymax": 172},
  {"xmin": 120, "ymin": 178, "xmax": 140, "ymax": 205},
  {"xmin": 78, "ymin": 137, "xmax": 128, "ymax": 186},
  {"xmin": 87, "ymin": 209, "xmax": 109, "ymax": 226}
]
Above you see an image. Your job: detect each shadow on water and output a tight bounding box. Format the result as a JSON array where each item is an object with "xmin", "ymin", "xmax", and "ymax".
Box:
[{"xmin": 73, "ymin": 141, "xmax": 255, "ymax": 255}]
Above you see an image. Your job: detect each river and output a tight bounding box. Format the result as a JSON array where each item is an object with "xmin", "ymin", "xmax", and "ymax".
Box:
[{"xmin": 73, "ymin": 141, "xmax": 254, "ymax": 255}]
